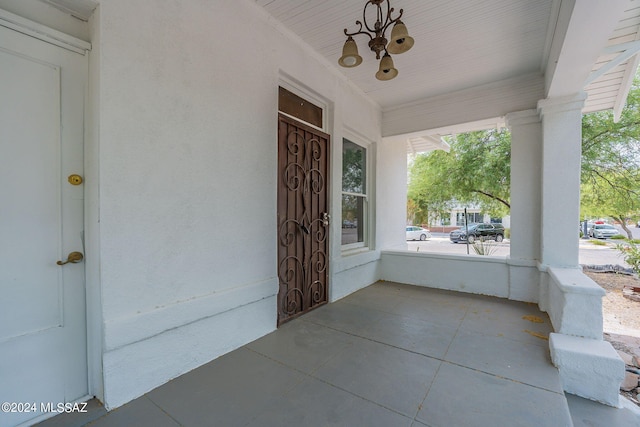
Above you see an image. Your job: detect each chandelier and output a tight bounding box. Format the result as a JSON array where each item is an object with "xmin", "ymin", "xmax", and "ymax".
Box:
[{"xmin": 338, "ymin": 0, "xmax": 414, "ymax": 81}]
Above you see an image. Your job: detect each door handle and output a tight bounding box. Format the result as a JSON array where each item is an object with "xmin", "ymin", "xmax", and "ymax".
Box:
[
  {"xmin": 322, "ymin": 212, "xmax": 330, "ymax": 227},
  {"xmin": 298, "ymin": 223, "xmax": 310, "ymax": 235},
  {"xmin": 57, "ymin": 251, "xmax": 84, "ymax": 265}
]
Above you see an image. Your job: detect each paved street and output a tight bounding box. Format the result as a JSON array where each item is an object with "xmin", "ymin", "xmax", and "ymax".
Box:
[{"xmin": 407, "ymin": 225, "xmax": 640, "ymax": 268}]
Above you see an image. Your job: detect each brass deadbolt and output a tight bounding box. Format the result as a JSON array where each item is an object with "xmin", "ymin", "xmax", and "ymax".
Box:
[{"xmin": 68, "ymin": 174, "xmax": 83, "ymax": 185}]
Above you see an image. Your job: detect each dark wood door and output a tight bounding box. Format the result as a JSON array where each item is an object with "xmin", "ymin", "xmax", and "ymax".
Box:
[{"xmin": 277, "ymin": 114, "xmax": 330, "ymax": 326}]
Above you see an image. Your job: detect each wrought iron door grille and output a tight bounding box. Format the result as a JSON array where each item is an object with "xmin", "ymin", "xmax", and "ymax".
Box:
[{"xmin": 277, "ymin": 114, "xmax": 329, "ymax": 325}]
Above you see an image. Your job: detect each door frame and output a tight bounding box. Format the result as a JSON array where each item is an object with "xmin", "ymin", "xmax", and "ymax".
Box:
[
  {"xmin": 276, "ymin": 79, "xmax": 332, "ymax": 326},
  {"xmin": 276, "ymin": 114, "xmax": 331, "ymax": 325},
  {"xmin": 0, "ymin": 8, "xmax": 104, "ymax": 405}
]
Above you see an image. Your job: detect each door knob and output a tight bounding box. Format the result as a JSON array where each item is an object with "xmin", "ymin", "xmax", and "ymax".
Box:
[{"xmin": 57, "ymin": 251, "xmax": 84, "ymax": 265}]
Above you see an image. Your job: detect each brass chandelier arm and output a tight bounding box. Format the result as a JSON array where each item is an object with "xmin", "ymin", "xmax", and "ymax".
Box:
[
  {"xmin": 343, "ymin": 2, "xmax": 404, "ymax": 41},
  {"xmin": 366, "ymin": 0, "xmax": 386, "ymax": 33},
  {"xmin": 344, "ymin": 21, "xmax": 372, "ymax": 40}
]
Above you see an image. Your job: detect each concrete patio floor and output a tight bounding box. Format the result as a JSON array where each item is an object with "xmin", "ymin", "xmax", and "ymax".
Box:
[{"xmin": 37, "ymin": 281, "xmax": 640, "ymax": 427}]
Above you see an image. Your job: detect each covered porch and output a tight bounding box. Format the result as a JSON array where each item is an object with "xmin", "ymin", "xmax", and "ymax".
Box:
[
  {"xmin": 2, "ymin": 1, "xmax": 640, "ymax": 426},
  {"xmin": 38, "ymin": 281, "xmax": 639, "ymax": 426}
]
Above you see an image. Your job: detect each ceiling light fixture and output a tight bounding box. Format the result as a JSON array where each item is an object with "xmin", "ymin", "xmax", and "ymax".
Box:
[{"xmin": 338, "ymin": 0, "xmax": 414, "ymax": 81}]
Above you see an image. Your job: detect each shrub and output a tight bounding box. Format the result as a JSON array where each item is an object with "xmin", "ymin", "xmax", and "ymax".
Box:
[
  {"xmin": 611, "ymin": 234, "xmax": 625, "ymax": 240},
  {"xmin": 472, "ymin": 239, "xmax": 499, "ymax": 255},
  {"xmin": 589, "ymin": 239, "xmax": 607, "ymax": 246},
  {"xmin": 616, "ymin": 241, "xmax": 640, "ymax": 275},
  {"xmin": 504, "ymin": 228, "xmax": 510, "ymax": 239}
]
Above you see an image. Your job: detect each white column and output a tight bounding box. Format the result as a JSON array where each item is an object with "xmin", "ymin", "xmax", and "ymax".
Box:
[
  {"xmin": 538, "ymin": 95, "xmax": 624, "ymax": 406},
  {"xmin": 506, "ymin": 110, "xmax": 541, "ymax": 262},
  {"xmin": 537, "ymin": 93, "xmax": 586, "ymax": 268}
]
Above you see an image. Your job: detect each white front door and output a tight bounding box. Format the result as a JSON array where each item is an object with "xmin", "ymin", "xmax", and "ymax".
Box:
[{"xmin": 0, "ymin": 24, "xmax": 88, "ymax": 427}]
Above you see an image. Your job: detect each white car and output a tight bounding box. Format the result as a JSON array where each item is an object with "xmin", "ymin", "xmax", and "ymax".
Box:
[
  {"xmin": 589, "ymin": 224, "xmax": 620, "ymax": 239},
  {"xmin": 406, "ymin": 226, "xmax": 431, "ymax": 241}
]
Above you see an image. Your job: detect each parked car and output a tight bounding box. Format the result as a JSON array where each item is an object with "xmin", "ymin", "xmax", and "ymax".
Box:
[
  {"xmin": 449, "ymin": 223, "xmax": 505, "ymax": 243},
  {"xmin": 406, "ymin": 226, "xmax": 431, "ymax": 241},
  {"xmin": 588, "ymin": 224, "xmax": 620, "ymax": 239}
]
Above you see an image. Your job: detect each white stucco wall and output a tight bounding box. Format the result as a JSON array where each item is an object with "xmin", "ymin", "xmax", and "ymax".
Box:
[
  {"xmin": 377, "ymin": 136, "xmax": 408, "ymax": 250},
  {"xmin": 93, "ymin": 0, "xmax": 381, "ymax": 408},
  {"xmin": 329, "ymin": 118, "xmax": 406, "ymax": 302}
]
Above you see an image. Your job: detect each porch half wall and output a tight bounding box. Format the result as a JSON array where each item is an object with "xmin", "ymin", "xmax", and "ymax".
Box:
[{"xmin": 380, "ymin": 251, "xmax": 540, "ymax": 303}]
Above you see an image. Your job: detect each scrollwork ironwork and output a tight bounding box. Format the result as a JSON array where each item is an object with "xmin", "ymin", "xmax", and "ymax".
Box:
[
  {"xmin": 277, "ymin": 118, "xmax": 329, "ymax": 324},
  {"xmin": 310, "ymin": 218, "xmax": 327, "ymax": 243},
  {"xmin": 309, "ymin": 249, "xmax": 327, "ymax": 274},
  {"xmin": 283, "ymin": 163, "xmax": 305, "ymax": 191},
  {"xmin": 306, "ymin": 168, "xmax": 324, "ymax": 194},
  {"xmin": 278, "ymin": 219, "xmax": 300, "ymax": 247},
  {"xmin": 278, "ymin": 255, "xmax": 303, "ymax": 285},
  {"xmin": 282, "ymin": 287, "xmax": 304, "ymax": 315},
  {"xmin": 308, "ymin": 280, "xmax": 325, "ymax": 306}
]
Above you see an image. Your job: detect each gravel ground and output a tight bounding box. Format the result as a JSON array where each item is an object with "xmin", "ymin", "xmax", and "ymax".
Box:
[
  {"xmin": 584, "ymin": 271, "xmax": 640, "ymax": 335},
  {"xmin": 584, "ymin": 270, "xmax": 640, "ymax": 406}
]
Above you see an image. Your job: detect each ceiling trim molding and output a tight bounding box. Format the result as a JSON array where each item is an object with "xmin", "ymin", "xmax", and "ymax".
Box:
[
  {"xmin": 0, "ymin": 7, "xmax": 90, "ymax": 54},
  {"xmin": 544, "ymin": 0, "xmax": 629, "ymax": 98},
  {"xmin": 382, "ymin": 73, "xmax": 543, "ymax": 137}
]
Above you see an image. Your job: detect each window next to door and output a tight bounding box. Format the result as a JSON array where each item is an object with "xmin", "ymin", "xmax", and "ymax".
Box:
[{"xmin": 342, "ymin": 139, "xmax": 367, "ymax": 248}]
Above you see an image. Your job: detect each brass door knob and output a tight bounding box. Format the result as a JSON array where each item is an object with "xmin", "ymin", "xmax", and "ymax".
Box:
[
  {"xmin": 68, "ymin": 174, "xmax": 83, "ymax": 185},
  {"xmin": 57, "ymin": 251, "xmax": 84, "ymax": 265}
]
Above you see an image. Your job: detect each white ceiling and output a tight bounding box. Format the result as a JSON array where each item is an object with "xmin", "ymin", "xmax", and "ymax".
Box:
[
  {"xmin": 39, "ymin": 0, "xmax": 640, "ymax": 117},
  {"xmin": 35, "ymin": 0, "xmax": 640, "ymax": 151},
  {"xmin": 255, "ymin": 0, "xmax": 640, "ymax": 111},
  {"xmin": 256, "ymin": 0, "xmax": 640, "ymax": 152},
  {"xmin": 256, "ymin": 0, "xmax": 555, "ymax": 110}
]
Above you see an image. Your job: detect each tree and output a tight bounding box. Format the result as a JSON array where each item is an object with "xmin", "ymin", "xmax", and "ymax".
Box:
[
  {"xmin": 408, "ymin": 128, "xmax": 511, "ymax": 225},
  {"xmin": 580, "ymin": 76, "xmax": 640, "ymax": 237},
  {"xmin": 409, "ymin": 72, "xmax": 640, "ymax": 235}
]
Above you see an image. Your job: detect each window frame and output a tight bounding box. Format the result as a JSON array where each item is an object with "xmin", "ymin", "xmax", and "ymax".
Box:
[{"xmin": 341, "ymin": 137, "xmax": 370, "ymax": 251}]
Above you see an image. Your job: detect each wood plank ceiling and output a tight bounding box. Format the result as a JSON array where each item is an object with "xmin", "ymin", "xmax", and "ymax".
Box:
[
  {"xmin": 38, "ymin": 0, "xmax": 640, "ymax": 150},
  {"xmin": 256, "ymin": 0, "xmax": 640, "ymax": 123},
  {"xmin": 584, "ymin": 2, "xmax": 640, "ymax": 117},
  {"xmin": 256, "ymin": 0, "xmax": 554, "ymax": 110}
]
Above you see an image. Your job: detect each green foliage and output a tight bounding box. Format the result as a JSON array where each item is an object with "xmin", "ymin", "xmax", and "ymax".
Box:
[
  {"xmin": 589, "ymin": 239, "xmax": 607, "ymax": 246},
  {"xmin": 471, "ymin": 239, "xmax": 499, "ymax": 256},
  {"xmin": 580, "ymin": 73, "xmax": 640, "ymax": 234},
  {"xmin": 342, "ymin": 140, "xmax": 366, "ymax": 225},
  {"xmin": 616, "ymin": 242, "xmax": 640, "ymax": 275},
  {"xmin": 408, "ymin": 129, "xmax": 511, "ymax": 223},
  {"xmin": 611, "ymin": 234, "xmax": 625, "ymax": 240},
  {"xmin": 408, "ymin": 72, "xmax": 640, "ymax": 228},
  {"xmin": 342, "ymin": 141, "xmax": 365, "ymax": 193}
]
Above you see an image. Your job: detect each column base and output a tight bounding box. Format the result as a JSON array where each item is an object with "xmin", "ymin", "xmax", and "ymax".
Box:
[{"xmin": 550, "ymin": 333, "xmax": 625, "ymax": 407}]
